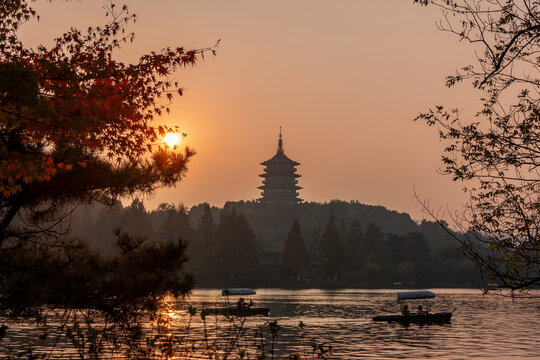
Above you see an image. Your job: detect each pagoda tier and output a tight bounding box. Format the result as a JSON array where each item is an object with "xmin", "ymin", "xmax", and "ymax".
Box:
[{"xmin": 258, "ymin": 129, "xmax": 302, "ymax": 203}]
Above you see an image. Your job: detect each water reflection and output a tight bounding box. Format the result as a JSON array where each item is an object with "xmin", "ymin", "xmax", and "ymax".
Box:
[
  {"xmin": 1, "ymin": 289, "xmax": 539, "ymax": 359},
  {"xmin": 186, "ymin": 288, "xmax": 540, "ymax": 359}
]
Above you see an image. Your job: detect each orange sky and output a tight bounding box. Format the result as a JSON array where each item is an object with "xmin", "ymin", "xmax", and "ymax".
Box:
[{"xmin": 20, "ymin": 0, "xmax": 484, "ymax": 220}]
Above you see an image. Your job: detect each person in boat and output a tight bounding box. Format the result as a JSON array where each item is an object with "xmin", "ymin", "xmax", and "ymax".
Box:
[
  {"xmin": 417, "ymin": 305, "xmax": 426, "ymax": 315},
  {"xmin": 237, "ymin": 298, "xmax": 246, "ymax": 309},
  {"xmin": 401, "ymin": 304, "xmax": 410, "ymax": 316}
]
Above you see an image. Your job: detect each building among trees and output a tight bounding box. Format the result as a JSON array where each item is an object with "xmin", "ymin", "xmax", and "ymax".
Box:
[{"xmin": 258, "ymin": 128, "xmax": 302, "ymax": 203}]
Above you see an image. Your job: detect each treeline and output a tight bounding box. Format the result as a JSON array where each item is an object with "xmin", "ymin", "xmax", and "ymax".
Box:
[{"xmin": 71, "ymin": 200, "xmax": 479, "ymax": 288}]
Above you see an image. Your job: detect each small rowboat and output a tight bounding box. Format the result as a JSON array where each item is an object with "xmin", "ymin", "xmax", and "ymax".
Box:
[
  {"xmin": 201, "ymin": 307, "xmax": 270, "ymax": 317},
  {"xmin": 373, "ymin": 290, "xmax": 452, "ymax": 325},
  {"xmin": 373, "ymin": 312, "xmax": 452, "ymax": 324},
  {"xmin": 201, "ymin": 288, "xmax": 269, "ymax": 318}
]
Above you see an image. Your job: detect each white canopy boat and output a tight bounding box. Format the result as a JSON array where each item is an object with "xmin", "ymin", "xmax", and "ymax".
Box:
[
  {"xmin": 200, "ymin": 288, "xmax": 270, "ymax": 317},
  {"xmin": 372, "ymin": 290, "xmax": 452, "ymax": 324}
]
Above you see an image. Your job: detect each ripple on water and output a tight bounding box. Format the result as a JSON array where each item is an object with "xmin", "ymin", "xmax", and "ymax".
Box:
[
  {"xmin": 193, "ymin": 288, "xmax": 540, "ymax": 359},
  {"xmin": 1, "ymin": 289, "xmax": 539, "ymax": 359}
]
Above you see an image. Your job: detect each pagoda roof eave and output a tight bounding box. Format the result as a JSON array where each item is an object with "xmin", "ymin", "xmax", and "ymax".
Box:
[{"xmin": 261, "ymin": 150, "xmax": 300, "ymax": 166}]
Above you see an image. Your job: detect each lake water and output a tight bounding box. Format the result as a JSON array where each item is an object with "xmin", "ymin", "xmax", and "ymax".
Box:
[
  {"xmin": 186, "ymin": 288, "xmax": 540, "ymax": 359},
  {"xmin": 2, "ymin": 288, "xmax": 539, "ymax": 359}
]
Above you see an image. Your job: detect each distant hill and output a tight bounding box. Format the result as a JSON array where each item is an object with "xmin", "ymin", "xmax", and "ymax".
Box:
[{"xmin": 189, "ymin": 200, "xmax": 419, "ymax": 252}]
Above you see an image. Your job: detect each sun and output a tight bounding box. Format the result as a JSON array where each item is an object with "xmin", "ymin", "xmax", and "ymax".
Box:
[{"xmin": 163, "ymin": 132, "xmax": 180, "ymax": 147}]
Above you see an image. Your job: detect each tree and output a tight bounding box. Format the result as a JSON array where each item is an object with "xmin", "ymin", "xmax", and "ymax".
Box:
[
  {"xmin": 415, "ymin": 0, "xmax": 540, "ymax": 295},
  {"xmin": 364, "ymin": 222, "xmax": 391, "ymax": 266},
  {"xmin": 281, "ymin": 218, "xmax": 311, "ymax": 275},
  {"xmin": 153, "ymin": 202, "xmax": 195, "ymax": 244},
  {"xmin": 387, "ymin": 232, "xmax": 433, "ymax": 286},
  {"xmin": 214, "ymin": 207, "xmax": 258, "ymax": 283},
  {"xmin": 319, "ymin": 212, "xmax": 345, "ymax": 276},
  {"xmin": 72, "ymin": 200, "xmax": 124, "ymax": 254},
  {"xmin": 0, "ymin": 0, "xmax": 214, "ymax": 349},
  {"xmin": 191, "ymin": 203, "xmax": 217, "ymax": 284},
  {"xmin": 0, "ymin": 0, "xmax": 216, "ymax": 247},
  {"xmin": 0, "ymin": 229, "xmax": 194, "ymax": 357},
  {"xmin": 387, "ymin": 232, "xmax": 431, "ymax": 264},
  {"xmin": 122, "ymin": 198, "xmax": 157, "ymax": 241},
  {"xmin": 345, "ymin": 218, "xmax": 364, "ymax": 271}
]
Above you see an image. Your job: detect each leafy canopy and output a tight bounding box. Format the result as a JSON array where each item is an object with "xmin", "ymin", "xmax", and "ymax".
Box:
[
  {"xmin": 0, "ymin": 0, "xmax": 217, "ymax": 244},
  {"xmin": 415, "ymin": 0, "xmax": 540, "ymax": 295}
]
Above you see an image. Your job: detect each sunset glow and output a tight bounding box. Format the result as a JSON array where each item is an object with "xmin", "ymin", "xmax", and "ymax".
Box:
[
  {"xmin": 5, "ymin": 0, "xmax": 539, "ymax": 358},
  {"xmin": 21, "ymin": 0, "xmax": 474, "ymax": 219},
  {"xmin": 164, "ymin": 132, "xmax": 180, "ymax": 148}
]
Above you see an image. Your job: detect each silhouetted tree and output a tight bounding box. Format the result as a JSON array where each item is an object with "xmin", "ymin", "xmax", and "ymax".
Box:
[
  {"xmin": 0, "ymin": 230, "xmax": 193, "ymax": 352},
  {"xmin": 414, "ymin": 0, "xmax": 540, "ymax": 294},
  {"xmin": 0, "ymin": 0, "xmax": 214, "ymax": 350},
  {"xmin": 121, "ymin": 198, "xmax": 157, "ymax": 242},
  {"xmin": 76, "ymin": 200, "xmax": 124, "ymax": 254},
  {"xmin": 319, "ymin": 212, "xmax": 345, "ymax": 276},
  {"xmin": 214, "ymin": 207, "xmax": 258, "ymax": 282},
  {"xmin": 153, "ymin": 202, "xmax": 194, "ymax": 243},
  {"xmin": 308, "ymin": 227, "xmax": 321, "ymax": 253},
  {"xmin": 364, "ymin": 223, "xmax": 390, "ymax": 266},
  {"xmin": 281, "ymin": 219, "xmax": 311, "ymax": 275},
  {"xmin": 358, "ymin": 262, "xmax": 381, "ymax": 287},
  {"xmin": 418, "ymin": 219, "xmax": 456, "ymax": 254},
  {"xmin": 337, "ymin": 218, "xmax": 347, "ymax": 245},
  {"xmin": 0, "ymin": 0, "xmax": 214, "ymax": 247},
  {"xmin": 387, "ymin": 232, "xmax": 431, "ymax": 264},
  {"xmin": 345, "ymin": 219, "xmax": 364, "ymax": 270},
  {"xmin": 191, "ymin": 203, "xmax": 217, "ymax": 283}
]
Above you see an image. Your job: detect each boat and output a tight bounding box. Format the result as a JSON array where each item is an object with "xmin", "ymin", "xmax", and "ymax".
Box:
[
  {"xmin": 200, "ymin": 288, "xmax": 270, "ymax": 317},
  {"xmin": 200, "ymin": 307, "xmax": 270, "ymax": 317},
  {"xmin": 372, "ymin": 312, "xmax": 452, "ymax": 324},
  {"xmin": 372, "ymin": 290, "xmax": 452, "ymax": 324}
]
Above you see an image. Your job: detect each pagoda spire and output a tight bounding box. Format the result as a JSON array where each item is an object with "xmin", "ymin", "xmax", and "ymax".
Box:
[{"xmin": 278, "ymin": 126, "xmax": 283, "ymax": 152}]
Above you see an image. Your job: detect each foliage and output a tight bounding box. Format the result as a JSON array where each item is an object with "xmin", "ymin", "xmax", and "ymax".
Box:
[
  {"xmin": 414, "ymin": 0, "xmax": 540, "ymax": 294},
  {"xmin": 68, "ymin": 200, "xmax": 478, "ymax": 288},
  {"xmin": 122, "ymin": 198, "xmax": 158, "ymax": 240},
  {"xmin": 281, "ymin": 218, "xmax": 311, "ymax": 275},
  {"xmin": 357, "ymin": 262, "xmax": 381, "ymax": 286},
  {"xmin": 216, "ymin": 200, "xmax": 418, "ymax": 253},
  {"xmin": 190, "ymin": 203, "xmax": 217, "ymax": 283},
  {"xmin": 319, "ymin": 212, "xmax": 345, "ymax": 276},
  {"xmin": 0, "ymin": 0, "xmax": 215, "ymax": 357},
  {"xmin": 363, "ymin": 223, "xmax": 391, "ymax": 266},
  {"xmin": 344, "ymin": 219, "xmax": 364, "ymax": 270},
  {"xmin": 153, "ymin": 202, "xmax": 195, "ymax": 244},
  {"xmin": 0, "ymin": 0, "xmax": 217, "ymax": 247},
  {"xmin": 213, "ymin": 206, "xmax": 258, "ymax": 283},
  {"xmin": 387, "ymin": 232, "xmax": 431, "ymax": 264},
  {"xmin": 0, "ymin": 230, "xmax": 192, "ymax": 318}
]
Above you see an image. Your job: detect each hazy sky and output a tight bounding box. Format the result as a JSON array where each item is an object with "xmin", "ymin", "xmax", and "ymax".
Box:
[{"xmin": 20, "ymin": 0, "xmax": 484, "ymax": 220}]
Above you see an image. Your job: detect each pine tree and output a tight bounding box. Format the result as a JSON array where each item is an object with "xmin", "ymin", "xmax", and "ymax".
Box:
[
  {"xmin": 281, "ymin": 218, "xmax": 311, "ymax": 275},
  {"xmin": 345, "ymin": 219, "xmax": 364, "ymax": 271},
  {"xmin": 155, "ymin": 203, "xmax": 195, "ymax": 244},
  {"xmin": 364, "ymin": 222, "xmax": 391, "ymax": 266},
  {"xmin": 191, "ymin": 203, "xmax": 216, "ymax": 283},
  {"xmin": 121, "ymin": 198, "xmax": 157, "ymax": 242},
  {"xmin": 214, "ymin": 207, "xmax": 258, "ymax": 282},
  {"xmin": 387, "ymin": 231, "xmax": 431, "ymax": 264},
  {"xmin": 319, "ymin": 212, "xmax": 345, "ymax": 276}
]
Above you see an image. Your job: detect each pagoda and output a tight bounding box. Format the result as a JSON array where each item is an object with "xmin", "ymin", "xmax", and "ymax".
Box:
[{"xmin": 258, "ymin": 128, "xmax": 302, "ymax": 203}]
